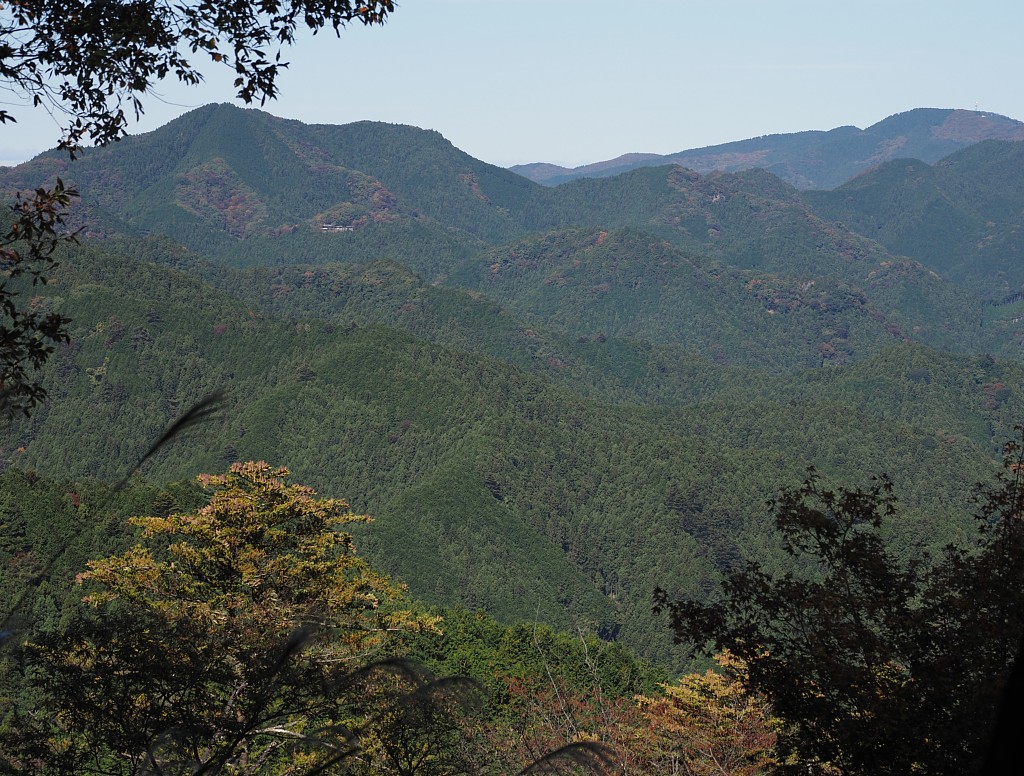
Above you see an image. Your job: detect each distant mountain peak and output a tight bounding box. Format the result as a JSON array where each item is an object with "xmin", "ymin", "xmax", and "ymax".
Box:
[
  {"xmin": 930, "ymin": 108, "xmax": 1024, "ymax": 143},
  {"xmin": 512, "ymin": 108, "xmax": 1024, "ymax": 190}
]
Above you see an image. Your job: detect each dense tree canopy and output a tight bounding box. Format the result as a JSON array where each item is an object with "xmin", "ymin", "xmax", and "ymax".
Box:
[
  {"xmin": 2, "ymin": 461, "xmax": 437, "ymax": 774},
  {"xmin": 0, "ymin": 0, "xmax": 394, "ymax": 415},
  {"xmin": 0, "ymin": 178, "xmax": 75, "ymax": 415},
  {"xmin": 655, "ymin": 436, "xmax": 1024, "ymax": 774}
]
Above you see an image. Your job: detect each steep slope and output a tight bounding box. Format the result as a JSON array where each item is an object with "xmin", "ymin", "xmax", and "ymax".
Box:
[
  {"xmin": 512, "ymin": 109, "xmax": 1024, "ymax": 189},
  {"xmin": 5, "ymin": 241, "xmax": 1014, "ymax": 667},
  {"xmin": 543, "ymin": 164, "xmax": 962, "ymax": 283},
  {"xmin": 805, "ymin": 140, "xmax": 1024, "ymax": 299},
  {"xmin": 104, "ymin": 234, "xmax": 752, "ymax": 406},
  {"xmin": 0, "ymin": 104, "xmax": 547, "ymax": 273},
  {"xmin": 444, "ymin": 227, "xmax": 994, "ymax": 369},
  {"xmin": 9, "ymin": 241, "xmax": 619, "ymax": 637},
  {"xmin": 779, "ymin": 345, "xmax": 1024, "ymax": 450},
  {"xmin": 0, "ymin": 105, "xmax": 1003, "ymax": 364}
]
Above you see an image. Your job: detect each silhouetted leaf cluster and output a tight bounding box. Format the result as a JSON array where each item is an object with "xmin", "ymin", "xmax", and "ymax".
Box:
[{"xmin": 656, "ymin": 434, "xmax": 1024, "ymax": 774}]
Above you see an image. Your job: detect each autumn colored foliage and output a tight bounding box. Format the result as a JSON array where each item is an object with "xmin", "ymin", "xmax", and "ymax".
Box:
[
  {"xmin": 4, "ymin": 462, "xmax": 437, "ymax": 774},
  {"xmin": 477, "ymin": 651, "xmax": 780, "ymax": 774},
  {"xmin": 636, "ymin": 652, "xmax": 782, "ymax": 775},
  {"xmin": 0, "ymin": 462, "xmax": 789, "ymax": 775}
]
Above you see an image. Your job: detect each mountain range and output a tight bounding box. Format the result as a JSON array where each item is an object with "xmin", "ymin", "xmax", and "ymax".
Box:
[
  {"xmin": 3, "ymin": 103, "xmax": 1024, "ymax": 668},
  {"xmin": 511, "ymin": 108, "xmax": 1024, "ymax": 189}
]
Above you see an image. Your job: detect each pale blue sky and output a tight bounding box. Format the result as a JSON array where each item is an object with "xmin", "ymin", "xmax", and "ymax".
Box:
[{"xmin": 2, "ymin": 0, "xmax": 1022, "ymax": 167}]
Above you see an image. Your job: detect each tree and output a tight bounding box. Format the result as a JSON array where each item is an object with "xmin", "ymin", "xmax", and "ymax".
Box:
[
  {"xmin": 0, "ymin": 0, "xmax": 394, "ymax": 415},
  {"xmin": 3, "ymin": 461, "xmax": 438, "ymax": 774},
  {"xmin": 489, "ymin": 671, "xmax": 637, "ymax": 773},
  {"xmin": 635, "ymin": 652, "xmax": 782, "ymax": 776},
  {"xmin": 655, "ymin": 471, "xmax": 922, "ymax": 773},
  {"xmin": 0, "ymin": 0, "xmax": 394, "ymax": 150},
  {"xmin": 354, "ymin": 669, "xmax": 487, "ymax": 775},
  {"xmin": 914, "ymin": 434, "xmax": 1024, "ymax": 774},
  {"xmin": 0, "ymin": 178, "xmax": 76, "ymax": 416},
  {"xmin": 654, "ymin": 440, "xmax": 1024, "ymax": 775},
  {"xmin": 479, "ymin": 649, "xmax": 781, "ymax": 775}
]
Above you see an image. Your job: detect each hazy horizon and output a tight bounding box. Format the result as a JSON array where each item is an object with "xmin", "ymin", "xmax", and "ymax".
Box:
[{"xmin": 2, "ymin": 0, "xmax": 1021, "ymax": 168}]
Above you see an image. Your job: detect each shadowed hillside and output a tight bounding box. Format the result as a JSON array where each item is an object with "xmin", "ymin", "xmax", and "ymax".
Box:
[{"xmin": 805, "ymin": 140, "xmax": 1024, "ymax": 300}]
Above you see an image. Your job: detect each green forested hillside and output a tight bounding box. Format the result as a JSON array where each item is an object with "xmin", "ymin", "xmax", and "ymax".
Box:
[
  {"xmin": 0, "ymin": 104, "xmax": 546, "ymax": 263},
  {"xmin": 3, "ymin": 106, "xmax": 1005, "ymax": 295},
  {"xmin": 3, "ymin": 105, "xmax": 1024, "ymax": 676},
  {"xmin": 2, "ymin": 239, "xmax": 1010, "ymax": 669},
  {"xmin": 805, "ymin": 140, "xmax": 1024, "ymax": 298},
  {"xmin": 444, "ymin": 226, "xmax": 993, "ymax": 370},
  {"xmin": 5, "ymin": 105, "xmax": 1013, "ymax": 371}
]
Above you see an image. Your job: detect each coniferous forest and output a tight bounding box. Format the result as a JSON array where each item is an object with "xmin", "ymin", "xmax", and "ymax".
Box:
[{"xmin": 3, "ymin": 97, "xmax": 1024, "ymax": 773}]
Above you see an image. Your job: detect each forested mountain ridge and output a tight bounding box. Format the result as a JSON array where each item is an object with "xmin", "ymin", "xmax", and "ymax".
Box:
[
  {"xmin": 511, "ymin": 107, "xmax": 1024, "ymax": 189},
  {"xmin": 1, "ymin": 0, "xmax": 1021, "ymax": 762},
  {"xmin": 5, "ymin": 104, "xmax": 1024, "ymax": 673},
  {"xmin": 805, "ymin": 140, "xmax": 1024, "ymax": 300},
  {"xmin": 4, "ymin": 237, "xmax": 1017, "ymax": 668},
  {"xmin": 443, "ymin": 226, "xmax": 989, "ymax": 370},
  {"xmin": 2, "ymin": 104, "xmax": 1005, "ymax": 279},
  {"xmin": 3, "ymin": 104, "xmax": 1014, "ymax": 371},
  {"xmin": 0, "ymin": 103, "xmax": 545, "ymax": 268}
]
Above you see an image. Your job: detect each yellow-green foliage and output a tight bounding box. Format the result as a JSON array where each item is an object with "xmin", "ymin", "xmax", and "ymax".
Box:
[
  {"xmin": 9, "ymin": 463, "xmax": 438, "ymax": 774},
  {"xmin": 81, "ymin": 460, "xmax": 437, "ymax": 651},
  {"xmin": 636, "ymin": 652, "xmax": 783, "ymax": 775}
]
